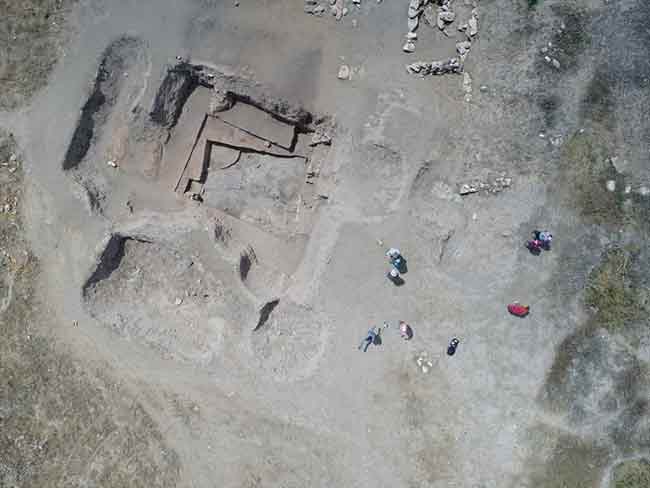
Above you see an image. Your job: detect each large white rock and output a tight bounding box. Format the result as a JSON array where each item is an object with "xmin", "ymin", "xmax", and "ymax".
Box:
[
  {"xmin": 468, "ymin": 13, "xmax": 478, "ymax": 36},
  {"xmin": 402, "ymin": 41, "xmax": 416, "ymax": 53}
]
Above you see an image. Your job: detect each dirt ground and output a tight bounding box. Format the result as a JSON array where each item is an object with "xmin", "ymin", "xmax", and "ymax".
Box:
[{"xmin": 2, "ymin": 0, "xmax": 650, "ymax": 487}]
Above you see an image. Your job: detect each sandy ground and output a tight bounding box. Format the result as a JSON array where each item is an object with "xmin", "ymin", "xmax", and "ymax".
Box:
[{"xmin": 2, "ymin": 0, "xmax": 650, "ymax": 487}]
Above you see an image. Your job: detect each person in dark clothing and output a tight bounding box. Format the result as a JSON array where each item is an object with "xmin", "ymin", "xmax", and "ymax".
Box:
[
  {"xmin": 387, "ymin": 268, "xmax": 404, "ymax": 286},
  {"xmin": 447, "ymin": 338, "xmax": 460, "ymax": 356}
]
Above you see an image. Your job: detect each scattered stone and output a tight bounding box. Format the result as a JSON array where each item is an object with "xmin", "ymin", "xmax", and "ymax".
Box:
[
  {"xmin": 606, "ymin": 180, "xmax": 616, "ymax": 192},
  {"xmin": 541, "ymin": 46, "xmax": 549, "ymax": 54},
  {"xmin": 407, "ymin": 57, "xmax": 462, "ymax": 76},
  {"xmin": 463, "ymin": 71, "xmax": 473, "ymax": 101},
  {"xmin": 468, "ymin": 10, "xmax": 478, "ymax": 36},
  {"xmin": 456, "ymin": 40, "xmax": 472, "ymax": 57},
  {"xmin": 175, "ymin": 297, "xmax": 183, "ymax": 306},
  {"xmin": 415, "ymin": 352, "xmax": 433, "ymax": 374},
  {"xmin": 459, "ymin": 183, "xmax": 478, "ymax": 195},
  {"xmin": 495, "ymin": 176, "xmax": 512, "ymax": 188},
  {"xmin": 208, "ymin": 88, "xmax": 233, "ymax": 114},
  {"xmin": 337, "ymin": 64, "xmax": 351, "ymax": 80},
  {"xmin": 309, "ymin": 130, "xmax": 332, "ymax": 146},
  {"xmin": 107, "ymin": 160, "xmax": 118, "ymax": 168},
  {"xmin": 459, "ymin": 175, "xmax": 512, "ymax": 196},
  {"xmin": 479, "ymin": 84, "xmax": 488, "ymax": 92},
  {"xmin": 438, "ymin": 10, "xmax": 455, "ymax": 29},
  {"xmin": 403, "ymin": 41, "xmax": 416, "ymax": 53},
  {"xmin": 551, "ymin": 58, "xmax": 561, "ymax": 69},
  {"xmin": 544, "ymin": 55, "xmax": 551, "ymax": 63},
  {"xmin": 423, "ymin": 5, "xmax": 436, "ymax": 26}
]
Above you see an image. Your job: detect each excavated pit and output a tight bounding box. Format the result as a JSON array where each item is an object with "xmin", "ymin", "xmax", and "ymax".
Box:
[
  {"xmin": 152, "ymin": 64, "xmax": 329, "ymax": 240},
  {"xmin": 63, "ymin": 36, "xmax": 148, "ymax": 170},
  {"xmin": 82, "ymin": 232, "xmax": 250, "ymax": 365}
]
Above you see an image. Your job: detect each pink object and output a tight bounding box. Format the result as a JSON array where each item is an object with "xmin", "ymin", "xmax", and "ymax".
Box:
[{"xmin": 508, "ymin": 303, "xmax": 530, "ymax": 317}]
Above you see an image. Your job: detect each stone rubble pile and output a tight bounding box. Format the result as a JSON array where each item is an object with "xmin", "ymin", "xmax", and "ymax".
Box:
[
  {"xmin": 309, "ymin": 129, "xmax": 332, "ymax": 147},
  {"xmin": 458, "ymin": 174, "xmax": 512, "ymax": 196},
  {"xmin": 415, "ymin": 351, "xmax": 434, "ymax": 374},
  {"xmin": 539, "ymin": 22, "xmax": 568, "ymax": 69},
  {"xmin": 406, "ymin": 57, "xmax": 461, "ymax": 75},
  {"xmin": 405, "ymin": 0, "xmax": 481, "ymax": 81},
  {"xmin": 304, "ymin": 0, "xmax": 370, "ymax": 20}
]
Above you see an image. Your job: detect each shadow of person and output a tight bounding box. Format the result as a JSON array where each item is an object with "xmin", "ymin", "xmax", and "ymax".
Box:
[
  {"xmin": 388, "ymin": 274, "xmax": 405, "ymax": 286},
  {"xmin": 373, "ymin": 334, "xmax": 382, "ymax": 346}
]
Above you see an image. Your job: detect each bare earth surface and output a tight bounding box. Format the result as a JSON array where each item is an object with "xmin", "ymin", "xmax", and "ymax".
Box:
[{"xmin": 2, "ymin": 0, "xmax": 650, "ymax": 487}]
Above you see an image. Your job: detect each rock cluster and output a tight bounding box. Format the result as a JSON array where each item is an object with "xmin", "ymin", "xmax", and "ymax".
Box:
[
  {"xmin": 415, "ymin": 351, "xmax": 434, "ymax": 374},
  {"xmin": 541, "ymin": 45, "xmax": 561, "ymax": 69},
  {"xmin": 1, "ymin": 153, "xmax": 19, "ymax": 216},
  {"xmin": 304, "ymin": 0, "xmax": 325, "ymax": 16},
  {"xmin": 309, "ymin": 129, "xmax": 332, "ymax": 147},
  {"xmin": 304, "ymin": 0, "xmax": 366, "ymax": 20},
  {"xmin": 458, "ymin": 175, "xmax": 512, "ymax": 196},
  {"xmin": 539, "ymin": 22, "xmax": 569, "ymax": 70},
  {"xmin": 406, "ymin": 0, "xmax": 481, "ymax": 83},
  {"xmin": 406, "ymin": 57, "xmax": 461, "ymax": 76}
]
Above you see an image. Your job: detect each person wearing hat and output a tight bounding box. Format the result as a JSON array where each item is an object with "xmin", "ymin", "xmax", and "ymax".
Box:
[{"xmin": 387, "ymin": 267, "xmax": 403, "ymax": 285}]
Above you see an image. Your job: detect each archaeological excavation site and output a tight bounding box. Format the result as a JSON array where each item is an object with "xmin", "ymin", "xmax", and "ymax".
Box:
[{"xmin": 2, "ymin": 0, "xmax": 650, "ymax": 487}]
